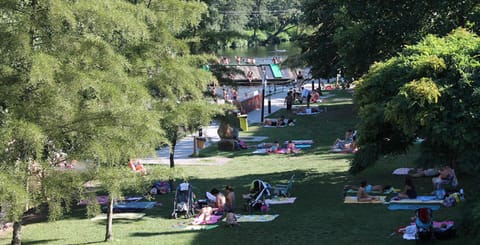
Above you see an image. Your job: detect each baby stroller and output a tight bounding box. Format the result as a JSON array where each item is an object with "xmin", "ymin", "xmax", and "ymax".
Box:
[
  {"xmin": 244, "ymin": 179, "xmax": 270, "ymax": 212},
  {"xmin": 415, "ymin": 208, "xmax": 433, "ymax": 241},
  {"xmin": 171, "ymin": 182, "xmax": 195, "ymax": 219}
]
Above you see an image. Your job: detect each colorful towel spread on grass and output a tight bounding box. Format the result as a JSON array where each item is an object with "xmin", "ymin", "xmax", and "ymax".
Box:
[
  {"xmin": 344, "ymin": 196, "xmax": 386, "ymax": 204},
  {"xmin": 224, "ymin": 214, "xmax": 279, "ymax": 222},
  {"xmin": 265, "ymin": 197, "xmax": 296, "ymax": 205},
  {"xmin": 330, "ymin": 148, "xmax": 357, "ymax": 154},
  {"xmin": 392, "ymin": 168, "xmax": 414, "ymax": 175},
  {"xmin": 172, "ymin": 221, "xmax": 219, "ymax": 231},
  {"xmin": 388, "ymin": 204, "xmax": 441, "ymax": 211},
  {"xmin": 345, "ymin": 188, "xmax": 400, "ymax": 196},
  {"xmin": 389, "ymin": 196, "xmax": 443, "ymax": 204},
  {"xmin": 192, "ymin": 215, "xmax": 223, "ymax": 225},
  {"xmin": 295, "ymin": 111, "xmax": 321, "ymax": 115},
  {"xmin": 90, "ymin": 212, "xmax": 146, "ymax": 221},
  {"xmin": 78, "ymin": 196, "xmax": 143, "ymax": 205},
  {"xmin": 284, "ymin": 140, "xmax": 314, "ymax": 145},
  {"xmin": 113, "ymin": 201, "xmax": 157, "ymax": 211}
]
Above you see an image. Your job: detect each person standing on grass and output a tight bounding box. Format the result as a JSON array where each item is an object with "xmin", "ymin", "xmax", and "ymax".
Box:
[{"xmin": 285, "ymin": 91, "xmax": 293, "ymax": 110}]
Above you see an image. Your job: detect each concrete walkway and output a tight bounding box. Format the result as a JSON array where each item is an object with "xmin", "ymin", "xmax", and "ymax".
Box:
[{"xmin": 140, "ymin": 83, "xmax": 318, "ymax": 166}]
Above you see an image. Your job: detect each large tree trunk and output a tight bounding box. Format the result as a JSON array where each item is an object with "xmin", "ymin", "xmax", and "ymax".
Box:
[
  {"xmin": 104, "ymin": 197, "xmax": 114, "ymax": 242},
  {"xmin": 11, "ymin": 221, "xmax": 22, "ymax": 245}
]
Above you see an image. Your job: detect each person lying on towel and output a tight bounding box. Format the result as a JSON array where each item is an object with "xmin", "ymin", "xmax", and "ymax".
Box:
[{"xmin": 356, "ymin": 180, "xmax": 380, "ymax": 202}]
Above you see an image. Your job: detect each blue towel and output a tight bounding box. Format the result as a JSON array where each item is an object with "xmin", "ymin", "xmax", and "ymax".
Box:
[
  {"xmin": 388, "ymin": 204, "xmax": 441, "ymax": 211},
  {"xmin": 113, "ymin": 201, "xmax": 156, "ymax": 211}
]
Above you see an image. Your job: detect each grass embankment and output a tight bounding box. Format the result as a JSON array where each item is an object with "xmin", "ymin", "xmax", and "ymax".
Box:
[{"xmin": 0, "ymin": 90, "xmax": 473, "ymax": 245}]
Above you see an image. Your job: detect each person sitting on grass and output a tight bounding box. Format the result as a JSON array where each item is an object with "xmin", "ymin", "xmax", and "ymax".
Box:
[
  {"xmin": 394, "ymin": 176, "xmax": 417, "ymax": 200},
  {"xmin": 286, "ymin": 140, "xmax": 299, "ymax": 154},
  {"xmin": 356, "ymin": 180, "xmax": 379, "ymax": 202},
  {"xmin": 432, "ymin": 165, "xmax": 456, "ymax": 191},
  {"xmin": 268, "ymin": 141, "xmax": 282, "ymax": 153},
  {"xmin": 210, "ymin": 188, "xmax": 226, "ymax": 215},
  {"xmin": 332, "ymin": 129, "xmax": 356, "ymax": 151},
  {"xmin": 192, "ymin": 205, "xmax": 213, "ymax": 225},
  {"xmin": 128, "ymin": 159, "xmax": 146, "ymax": 175}
]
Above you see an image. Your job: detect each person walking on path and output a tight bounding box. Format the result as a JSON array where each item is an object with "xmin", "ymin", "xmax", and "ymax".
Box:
[{"xmin": 284, "ymin": 91, "xmax": 293, "ymax": 110}]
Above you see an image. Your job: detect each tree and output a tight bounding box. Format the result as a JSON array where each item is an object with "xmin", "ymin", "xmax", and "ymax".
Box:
[
  {"xmin": 298, "ymin": 0, "xmax": 480, "ymax": 79},
  {"xmin": 351, "ymin": 29, "xmax": 480, "ymax": 173}
]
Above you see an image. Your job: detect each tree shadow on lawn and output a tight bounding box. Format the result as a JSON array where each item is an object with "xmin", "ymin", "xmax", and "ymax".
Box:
[{"xmin": 138, "ymin": 169, "xmax": 416, "ymax": 244}]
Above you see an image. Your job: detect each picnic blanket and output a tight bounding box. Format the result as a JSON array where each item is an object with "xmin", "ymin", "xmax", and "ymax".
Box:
[
  {"xmin": 191, "ymin": 215, "xmax": 223, "ymax": 225},
  {"xmin": 344, "ymin": 196, "xmax": 386, "ymax": 204},
  {"xmin": 265, "ymin": 197, "xmax": 296, "ymax": 205},
  {"xmin": 172, "ymin": 221, "xmax": 219, "ymax": 231},
  {"xmin": 388, "ymin": 203, "xmax": 441, "ymax": 211},
  {"xmin": 295, "ymin": 111, "xmax": 322, "ymax": 115},
  {"xmin": 284, "ymin": 140, "xmax": 314, "ymax": 145},
  {"xmin": 252, "ymin": 148, "xmax": 287, "ymax": 154},
  {"xmin": 389, "ymin": 196, "xmax": 443, "ymax": 204},
  {"xmin": 392, "ymin": 168, "xmax": 414, "ymax": 175},
  {"xmin": 78, "ymin": 195, "xmax": 143, "ymax": 205},
  {"xmin": 224, "ymin": 214, "xmax": 279, "ymax": 222},
  {"xmin": 112, "ymin": 201, "xmax": 157, "ymax": 212},
  {"xmin": 90, "ymin": 212, "xmax": 145, "ymax": 221},
  {"xmin": 345, "ymin": 188, "xmax": 399, "ymax": 196}
]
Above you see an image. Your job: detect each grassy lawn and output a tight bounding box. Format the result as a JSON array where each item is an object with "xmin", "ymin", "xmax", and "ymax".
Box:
[{"xmin": 0, "ymin": 90, "xmax": 473, "ymax": 245}]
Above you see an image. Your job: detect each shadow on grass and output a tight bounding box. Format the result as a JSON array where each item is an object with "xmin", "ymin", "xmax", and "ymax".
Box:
[{"xmin": 22, "ymin": 239, "xmax": 62, "ymax": 245}]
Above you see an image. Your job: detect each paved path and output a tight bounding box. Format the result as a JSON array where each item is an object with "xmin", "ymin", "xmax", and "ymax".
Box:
[{"xmin": 140, "ymin": 83, "xmax": 318, "ymax": 166}]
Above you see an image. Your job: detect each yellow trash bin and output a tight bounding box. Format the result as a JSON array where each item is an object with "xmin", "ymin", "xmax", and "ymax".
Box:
[
  {"xmin": 237, "ymin": 114, "xmax": 248, "ymax": 131},
  {"xmin": 196, "ymin": 137, "xmax": 206, "ymax": 149}
]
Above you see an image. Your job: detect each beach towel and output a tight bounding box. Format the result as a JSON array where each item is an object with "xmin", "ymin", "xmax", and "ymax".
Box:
[
  {"xmin": 224, "ymin": 214, "xmax": 279, "ymax": 222},
  {"xmin": 344, "ymin": 196, "xmax": 386, "ymax": 204},
  {"xmin": 112, "ymin": 201, "xmax": 157, "ymax": 212},
  {"xmin": 330, "ymin": 148, "xmax": 356, "ymax": 154},
  {"xmin": 388, "ymin": 204, "xmax": 441, "ymax": 211},
  {"xmin": 192, "ymin": 215, "xmax": 223, "ymax": 225},
  {"xmin": 78, "ymin": 195, "xmax": 143, "ymax": 206},
  {"xmin": 389, "ymin": 196, "xmax": 443, "ymax": 204},
  {"xmin": 345, "ymin": 188, "xmax": 399, "ymax": 196},
  {"xmin": 172, "ymin": 221, "xmax": 219, "ymax": 231},
  {"xmin": 252, "ymin": 149, "xmax": 287, "ymax": 154},
  {"xmin": 90, "ymin": 212, "xmax": 145, "ymax": 221},
  {"xmin": 295, "ymin": 111, "xmax": 322, "ymax": 115},
  {"xmin": 265, "ymin": 197, "xmax": 296, "ymax": 205},
  {"xmin": 284, "ymin": 140, "xmax": 314, "ymax": 145},
  {"xmin": 392, "ymin": 168, "xmax": 414, "ymax": 175}
]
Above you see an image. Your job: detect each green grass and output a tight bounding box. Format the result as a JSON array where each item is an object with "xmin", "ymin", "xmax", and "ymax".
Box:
[{"xmin": 1, "ymin": 90, "xmax": 474, "ymax": 245}]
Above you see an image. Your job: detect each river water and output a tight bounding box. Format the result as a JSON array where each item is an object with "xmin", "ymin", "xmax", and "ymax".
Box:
[{"xmin": 216, "ymin": 42, "xmax": 300, "ymax": 65}]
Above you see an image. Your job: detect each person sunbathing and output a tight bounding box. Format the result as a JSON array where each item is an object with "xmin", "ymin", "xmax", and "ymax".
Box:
[
  {"xmin": 192, "ymin": 205, "xmax": 213, "ymax": 225},
  {"xmin": 268, "ymin": 141, "xmax": 282, "ymax": 153},
  {"xmin": 263, "ymin": 116, "xmax": 287, "ymax": 127},
  {"xmin": 356, "ymin": 180, "xmax": 379, "ymax": 202},
  {"xmin": 344, "ymin": 180, "xmax": 390, "ymax": 193},
  {"xmin": 128, "ymin": 159, "xmax": 147, "ymax": 175},
  {"xmin": 286, "ymin": 140, "xmax": 299, "ymax": 154}
]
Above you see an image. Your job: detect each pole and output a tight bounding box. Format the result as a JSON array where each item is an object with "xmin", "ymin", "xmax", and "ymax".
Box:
[{"xmin": 260, "ymin": 66, "xmax": 266, "ymax": 123}]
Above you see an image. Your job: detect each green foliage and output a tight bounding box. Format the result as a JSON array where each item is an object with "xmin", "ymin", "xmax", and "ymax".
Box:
[
  {"xmin": 0, "ymin": 173, "xmax": 28, "ymax": 222},
  {"xmin": 353, "ymin": 29, "xmax": 480, "ymax": 173},
  {"xmin": 298, "ymin": 0, "xmax": 480, "ymax": 79}
]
